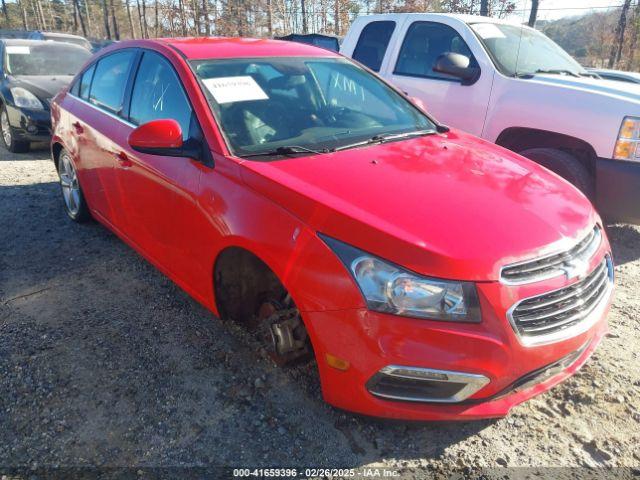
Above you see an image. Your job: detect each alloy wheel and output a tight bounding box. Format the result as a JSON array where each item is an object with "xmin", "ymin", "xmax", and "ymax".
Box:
[
  {"xmin": 59, "ymin": 153, "xmax": 81, "ymax": 216},
  {"xmin": 1, "ymin": 110, "xmax": 12, "ymax": 147}
]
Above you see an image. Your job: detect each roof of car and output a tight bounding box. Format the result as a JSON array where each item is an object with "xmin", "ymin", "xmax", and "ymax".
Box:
[
  {"xmin": 152, "ymin": 37, "xmax": 341, "ymax": 59},
  {"xmin": 39, "ymin": 31, "xmax": 87, "ymax": 40},
  {"xmin": 0, "ymin": 38, "xmax": 87, "ymax": 48},
  {"xmin": 356, "ymin": 12, "xmax": 528, "ymax": 27}
]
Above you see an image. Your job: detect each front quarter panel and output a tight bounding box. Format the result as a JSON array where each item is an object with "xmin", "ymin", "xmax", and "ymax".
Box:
[
  {"xmin": 192, "ymin": 155, "xmax": 366, "ymax": 315},
  {"xmin": 483, "ymin": 75, "xmax": 640, "ymax": 158}
]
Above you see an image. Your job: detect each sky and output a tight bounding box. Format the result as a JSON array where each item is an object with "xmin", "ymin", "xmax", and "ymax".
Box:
[{"xmin": 508, "ymin": 0, "xmax": 626, "ymax": 22}]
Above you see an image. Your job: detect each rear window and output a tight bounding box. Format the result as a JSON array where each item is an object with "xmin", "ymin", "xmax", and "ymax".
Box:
[
  {"xmin": 352, "ymin": 21, "xmax": 396, "ymax": 72},
  {"xmin": 78, "ymin": 64, "xmax": 95, "ymax": 100}
]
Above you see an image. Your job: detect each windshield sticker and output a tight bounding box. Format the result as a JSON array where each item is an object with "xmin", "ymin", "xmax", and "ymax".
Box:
[
  {"xmin": 202, "ymin": 76, "xmax": 269, "ymax": 104},
  {"xmin": 6, "ymin": 46, "xmax": 30, "ymax": 54},
  {"xmin": 472, "ymin": 24, "xmax": 506, "ymax": 39}
]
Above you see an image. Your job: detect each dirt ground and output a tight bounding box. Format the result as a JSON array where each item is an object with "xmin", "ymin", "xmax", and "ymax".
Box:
[{"xmin": 1, "ymin": 146, "xmax": 639, "ymax": 477}]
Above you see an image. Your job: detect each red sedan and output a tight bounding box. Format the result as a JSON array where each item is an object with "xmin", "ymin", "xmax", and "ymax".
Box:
[{"xmin": 50, "ymin": 38, "xmax": 614, "ymax": 421}]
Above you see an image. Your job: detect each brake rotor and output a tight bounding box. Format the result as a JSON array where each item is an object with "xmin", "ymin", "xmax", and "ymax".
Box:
[{"xmin": 256, "ymin": 301, "xmax": 309, "ymax": 366}]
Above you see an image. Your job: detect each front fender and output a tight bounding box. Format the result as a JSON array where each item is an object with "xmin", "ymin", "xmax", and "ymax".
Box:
[
  {"xmin": 196, "ymin": 156, "xmax": 365, "ymax": 315},
  {"xmin": 483, "ymin": 75, "xmax": 637, "ymax": 159}
]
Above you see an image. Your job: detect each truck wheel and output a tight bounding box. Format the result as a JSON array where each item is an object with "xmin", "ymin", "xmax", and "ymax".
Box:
[{"xmin": 519, "ymin": 148, "xmax": 594, "ymax": 199}]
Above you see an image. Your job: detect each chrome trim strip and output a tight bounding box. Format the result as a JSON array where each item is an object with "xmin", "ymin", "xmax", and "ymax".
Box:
[
  {"xmin": 368, "ymin": 365, "xmax": 490, "ymax": 403},
  {"xmin": 507, "ymin": 255, "xmax": 614, "ymax": 347},
  {"xmin": 499, "ymin": 226, "xmax": 602, "ymax": 285}
]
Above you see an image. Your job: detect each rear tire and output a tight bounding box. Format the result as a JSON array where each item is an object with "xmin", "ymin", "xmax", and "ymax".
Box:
[
  {"xmin": 1, "ymin": 105, "xmax": 30, "ymax": 153},
  {"xmin": 57, "ymin": 149, "xmax": 91, "ymax": 223},
  {"xmin": 519, "ymin": 147, "xmax": 594, "ymax": 199}
]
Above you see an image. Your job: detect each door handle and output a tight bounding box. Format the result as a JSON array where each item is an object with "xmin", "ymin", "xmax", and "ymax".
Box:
[
  {"xmin": 114, "ymin": 151, "xmax": 133, "ymax": 167},
  {"xmin": 72, "ymin": 121, "xmax": 83, "ymax": 134}
]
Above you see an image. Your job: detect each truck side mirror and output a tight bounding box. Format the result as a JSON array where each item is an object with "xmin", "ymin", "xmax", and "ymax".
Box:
[{"xmin": 433, "ymin": 52, "xmax": 480, "ymax": 85}]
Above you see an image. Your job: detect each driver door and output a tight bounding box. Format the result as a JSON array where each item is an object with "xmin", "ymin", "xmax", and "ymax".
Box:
[
  {"xmin": 383, "ymin": 19, "xmax": 494, "ymax": 136},
  {"xmin": 114, "ymin": 50, "xmax": 202, "ymax": 284}
]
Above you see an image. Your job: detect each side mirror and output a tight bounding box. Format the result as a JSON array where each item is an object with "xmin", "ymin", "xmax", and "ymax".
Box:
[
  {"xmin": 433, "ymin": 52, "xmax": 480, "ymax": 84},
  {"xmin": 128, "ymin": 119, "xmax": 183, "ymax": 155}
]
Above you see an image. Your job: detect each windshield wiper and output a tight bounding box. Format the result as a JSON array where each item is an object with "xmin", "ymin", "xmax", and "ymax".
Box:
[
  {"xmin": 533, "ymin": 69, "xmax": 580, "ymax": 78},
  {"xmin": 238, "ymin": 145, "xmax": 329, "ymax": 159},
  {"xmin": 332, "ymin": 129, "xmax": 436, "ymax": 152},
  {"xmin": 513, "ymin": 69, "xmax": 582, "ymax": 79}
]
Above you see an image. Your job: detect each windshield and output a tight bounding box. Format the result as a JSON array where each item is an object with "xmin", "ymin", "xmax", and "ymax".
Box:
[
  {"xmin": 191, "ymin": 57, "xmax": 435, "ymax": 157},
  {"xmin": 5, "ymin": 43, "xmax": 91, "ymax": 76},
  {"xmin": 470, "ymin": 23, "xmax": 586, "ymax": 77}
]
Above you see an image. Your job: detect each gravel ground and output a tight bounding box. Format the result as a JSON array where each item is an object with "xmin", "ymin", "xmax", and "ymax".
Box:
[{"xmin": 0, "ymin": 146, "xmax": 639, "ymax": 477}]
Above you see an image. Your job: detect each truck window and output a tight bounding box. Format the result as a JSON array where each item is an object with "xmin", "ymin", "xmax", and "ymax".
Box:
[
  {"xmin": 352, "ymin": 21, "xmax": 396, "ymax": 72},
  {"xmin": 395, "ymin": 21, "xmax": 478, "ymax": 81}
]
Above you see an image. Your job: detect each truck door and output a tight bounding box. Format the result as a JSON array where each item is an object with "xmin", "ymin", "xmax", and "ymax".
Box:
[{"xmin": 382, "ymin": 19, "xmax": 494, "ymax": 137}]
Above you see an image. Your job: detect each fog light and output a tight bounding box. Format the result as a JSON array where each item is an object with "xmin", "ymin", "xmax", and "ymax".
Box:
[
  {"xmin": 366, "ymin": 365, "xmax": 489, "ymax": 403},
  {"xmin": 26, "ymin": 124, "xmax": 37, "ymax": 133}
]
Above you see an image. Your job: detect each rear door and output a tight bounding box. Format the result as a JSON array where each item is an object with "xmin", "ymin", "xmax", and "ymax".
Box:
[
  {"xmin": 382, "ymin": 18, "xmax": 494, "ymax": 136},
  {"xmin": 66, "ymin": 50, "xmax": 138, "ymax": 227},
  {"xmin": 113, "ymin": 49, "xmax": 203, "ymax": 283},
  {"xmin": 347, "ymin": 18, "xmax": 399, "ymax": 74}
]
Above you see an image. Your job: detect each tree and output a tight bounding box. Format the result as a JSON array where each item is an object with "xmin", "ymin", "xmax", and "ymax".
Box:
[
  {"xmin": 609, "ymin": 0, "xmax": 632, "ymax": 68},
  {"xmin": 73, "ymin": 0, "xmax": 88, "ymax": 35},
  {"xmin": 110, "ymin": 0, "xmax": 121, "ymax": 39},
  {"xmin": 301, "ymin": 0, "xmax": 307, "ymax": 33},
  {"xmin": 101, "ymin": 0, "xmax": 111, "ymax": 38},
  {"xmin": 18, "ymin": 0, "xmax": 29, "ymax": 29},
  {"xmin": 1, "ymin": 0, "xmax": 8, "ymax": 24},
  {"xmin": 202, "ymin": 0, "xmax": 211, "ymax": 35},
  {"xmin": 528, "ymin": 0, "xmax": 539, "ymax": 27},
  {"xmin": 480, "ymin": 0, "xmax": 488, "ymax": 16},
  {"xmin": 441, "ymin": 0, "xmax": 515, "ymax": 18}
]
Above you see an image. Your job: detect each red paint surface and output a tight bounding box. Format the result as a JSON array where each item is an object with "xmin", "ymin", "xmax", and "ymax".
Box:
[
  {"xmin": 128, "ymin": 118, "xmax": 183, "ymax": 150},
  {"xmin": 51, "ymin": 38, "xmax": 613, "ymax": 420}
]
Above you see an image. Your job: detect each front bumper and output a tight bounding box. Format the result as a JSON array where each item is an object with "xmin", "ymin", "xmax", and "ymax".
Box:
[
  {"xmin": 6, "ymin": 104, "xmax": 51, "ymax": 142},
  {"xmin": 303, "ymin": 247, "xmax": 613, "ymax": 421},
  {"xmin": 596, "ymin": 157, "xmax": 640, "ymax": 224}
]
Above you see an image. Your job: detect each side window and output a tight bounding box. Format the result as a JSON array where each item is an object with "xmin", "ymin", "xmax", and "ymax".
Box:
[
  {"xmin": 352, "ymin": 21, "xmax": 396, "ymax": 72},
  {"xmin": 89, "ymin": 51, "xmax": 135, "ymax": 113},
  {"xmin": 128, "ymin": 51, "xmax": 193, "ymax": 140},
  {"xmin": 394, "ymin": 22, "xmax": 478, "ymax": 80},
  {"xmin": 70, "ymin": 78, "xmax": 80, "ymax": 96},
  {"xmin": 78, "ymin": 64, "xmax": 95, "ymax": 100}
]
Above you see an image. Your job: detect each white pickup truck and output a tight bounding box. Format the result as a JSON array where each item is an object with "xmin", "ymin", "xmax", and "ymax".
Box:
[{"xmin": 341, "ymin": 13, "xmax": 640, "ymax": 223}]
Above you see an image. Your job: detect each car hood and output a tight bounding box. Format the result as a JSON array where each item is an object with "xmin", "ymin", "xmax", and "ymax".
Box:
[
  {"xmin": 532, "ymin": 73, "xmax": 640, "ymax": 104},
  {"xmin": 239, "ymin": 130, "xmax": 598, "ymax": 281},
  {"xmin": 9, "ymin": 75, "xmax": 74, "ymax": 102}
]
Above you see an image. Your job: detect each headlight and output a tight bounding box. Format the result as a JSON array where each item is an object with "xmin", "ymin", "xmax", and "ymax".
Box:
[
  {"xmin": 10, "ymin": 87, "xmax": 43, "ymax": 110},
  {"xmin": 614, "ymin": 116, "xmax": 640, "ymax": 161},
  {"xmin": 321, "ymin": 235, "xmax": 481, "ymax": 322}
]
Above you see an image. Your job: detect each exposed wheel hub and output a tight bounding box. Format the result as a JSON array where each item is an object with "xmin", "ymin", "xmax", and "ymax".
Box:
[{"xmin": 257, "ymin": 302, "xmax": 309, "ymax": 366}]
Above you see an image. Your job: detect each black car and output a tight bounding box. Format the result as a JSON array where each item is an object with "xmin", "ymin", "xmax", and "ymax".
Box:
[
  {"xmin": 275, "ymin": 33, "xmax": 341, "ymax": 52},
  {"xmin": 0, "ymin": 39, "xmax": 91, "ymax": 153}
]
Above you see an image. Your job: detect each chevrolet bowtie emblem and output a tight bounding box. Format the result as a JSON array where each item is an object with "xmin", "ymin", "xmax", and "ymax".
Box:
[{"xmin": 560, "ymin": 258, "xmax": 588, "ymax": 280}]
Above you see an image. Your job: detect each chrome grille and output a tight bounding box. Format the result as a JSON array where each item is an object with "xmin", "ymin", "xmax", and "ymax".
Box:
[
  {"xmin": 508, "ymin": 256, "xmax": 613, "ymax": 346},
  {"xmin": 500, "ymin": 226, "xmax": 602, "ymax": 285}
]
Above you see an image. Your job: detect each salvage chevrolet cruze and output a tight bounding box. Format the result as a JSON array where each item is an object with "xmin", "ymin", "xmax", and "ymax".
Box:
[{"xmin": 50, "ymin": 38, "xmax": 614, "ymax": 420}]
